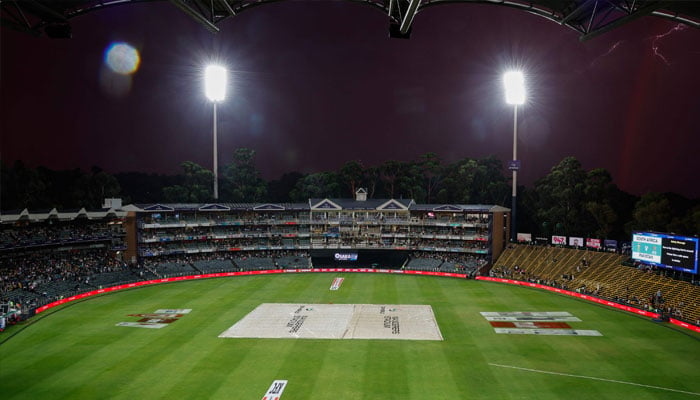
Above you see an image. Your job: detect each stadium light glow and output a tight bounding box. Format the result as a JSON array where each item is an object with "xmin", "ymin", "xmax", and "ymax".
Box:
[
  {"xmin": 205, "ymin": 65, "xmax": 227, "ymax": 102},
  {"xmin": 503, "ymin": 71, "xmax": 525, "ymax": 105},
  {"xmin": 504, "ymin": 70, "xmax": 526, "ymax": 242},
  {"xmin": 204, "ymin": 65, "xmax": 227, "ymax": 200}
]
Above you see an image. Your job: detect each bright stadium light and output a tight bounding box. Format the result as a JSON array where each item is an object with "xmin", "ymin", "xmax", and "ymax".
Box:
[
  {"xmin": 504, "ymin": 71, "xmax": 525, "ymax": 105},
  {"xmin": 204, "ymin": 65, "xmax": 227, "ymax": 200},
  {"xmin": 205, "ymin": 65, "xmax": 227, "ymax": 102},
  {"xmin": 503, "ymin": 70, "xmax": 526, "ymax": 242}
]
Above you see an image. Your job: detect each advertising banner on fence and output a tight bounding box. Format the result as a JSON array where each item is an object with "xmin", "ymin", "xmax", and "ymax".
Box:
[
  {"xmin": 517, "ymin": 233, "xmax": 532, "ymax": 243},
  {"xmin": 552, "ymin": 235, "xmax": 566, "ymax": 245},
  {"xmin": 569, "ymin": 237, "xmax": 584, "ymax": 247},
  {"xmin": 535, "ymin": 236, "xmax": 549, "ymax": 245},
  {"xmin": 604, "ymin": 239, "xmax": 618, "ymax": 251},
  {"xmin": 586, "ymin": 238, "xmax": 601, "ymax": 249}
]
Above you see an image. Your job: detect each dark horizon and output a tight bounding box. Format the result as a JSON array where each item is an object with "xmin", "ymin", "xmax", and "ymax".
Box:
[{"xmin": 2, "ymin": 2, "xmax": 699, "ymax": 198}]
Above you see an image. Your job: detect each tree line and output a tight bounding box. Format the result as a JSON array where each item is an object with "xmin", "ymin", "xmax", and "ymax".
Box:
[{"xmin": 2, "ymin": 149, "xmax": 698, "ymax": 240}]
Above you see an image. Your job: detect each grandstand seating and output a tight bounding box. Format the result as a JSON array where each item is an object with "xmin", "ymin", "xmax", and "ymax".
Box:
[
  {"xmin": 274, "ymin": 256, "xmax": 309, "ymax": 269},
  {"xmin": 192, "ymin": 259, "xmax": 236, "ymax": 273},
  {"xmin": 88, "ymin": 270, "xmax": 142, "ymax": 288},
  {"xmin": 233, "ymin": 257, "xmax": 275, "ymax": 271},
  {"xmin": 152, "ymin": 261, "xmax": 197, "ymax": 277},
  {"xmin": 405, "ymin": 257, "xmax": 442, "ymax": 272},
  {"xmin": 494, "ymin": 245, "xmax": 700, "ymax": 324}
]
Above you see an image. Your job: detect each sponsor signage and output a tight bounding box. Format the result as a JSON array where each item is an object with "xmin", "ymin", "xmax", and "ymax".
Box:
[
  {"xmin": 334, "ymin": 253, "xmax": 358, "ymax": 261},
  {"xmin": 330, "ymin": 277, "xmax": 344, "ymax": 290},
  {"xmin": 489, "ymin": 321, "xmax": 572, "ymax": 329},
  {"xmin": 604, "ymin": 239, "xmax": 618, "ymax": 250},
  {"xmin": 116, "ymin": 309, "xmax": 191, "ymax": 329},
  {"xmin": 481, "ymin": 316, "xmax": 581, "ymax": 322},
  {"xmin": 493, "ymin": 328, "xmax": 603, "ymax": 336},
  {"xmin": 552, "ymin": 235, "xmax": 566, "ymax": 245},
  {"xmin": 516, "ymin": 233, "xmax": 532, "ymax": 243},
  {"xmin": 586, "ymin": 238, "xmax": 601, "ymax": 249},
  {"xmin": 669, "ymin": 318, "xmax": 700, "ymax": 333},
  {"xmin": 569, "ymin": 237, "xmax": 584, "ymax": 247},
  {"xmin": 116, "ymin": 322, "xmax": 169, "ymax": 329},
  {"xmin": 262, "ymin": 380, "xmax": 288, "ymax": 400},
  {"xmin": 480, "ymin": 311, "xmax": 602, "ymax": 336},
  {"xmin": 534, "ymin": 236, "xmax": 549, "ymax": 244}
]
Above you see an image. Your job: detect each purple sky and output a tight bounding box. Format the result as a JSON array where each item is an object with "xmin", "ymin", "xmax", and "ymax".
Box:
[{"xmin": 1, "ymin": 2, "xmax": 699, "ymax": 197}]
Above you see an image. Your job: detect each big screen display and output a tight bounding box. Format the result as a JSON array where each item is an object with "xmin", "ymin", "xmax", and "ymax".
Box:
[{"xmin": 632, "ymin": 232, "xmax": 699, "ymax": 274}]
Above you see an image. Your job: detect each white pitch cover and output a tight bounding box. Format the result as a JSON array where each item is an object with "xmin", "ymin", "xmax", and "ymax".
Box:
[{"xmin": 219, "ymin": 303, "xmax": 443, "ymax": 340}]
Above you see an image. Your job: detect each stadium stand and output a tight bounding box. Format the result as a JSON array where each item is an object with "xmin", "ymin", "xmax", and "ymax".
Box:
[
  {"xmin": 149, "ymin": 259, "xmax": 198, "ymax": 277},
  {"xmin": 2, "ymin": 199, "xmax": 698, "ymax": 331},
  {"xmin": 192, "ymin": 258, "xmax": 236, "ymax": 273},
  {"xmin": 493, "ymin": 244, "xmax": 700, "ymax": 324},
  {"xmin": 232, "ymin": 254, "xmax": 275, "ymax": 271}
]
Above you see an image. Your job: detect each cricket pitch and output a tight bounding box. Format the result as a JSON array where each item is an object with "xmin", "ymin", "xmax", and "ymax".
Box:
[{"xmin": 219, "ymin": 303, "xmax": 443, "ymax": 341}]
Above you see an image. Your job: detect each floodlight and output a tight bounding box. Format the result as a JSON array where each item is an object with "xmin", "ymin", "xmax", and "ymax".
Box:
[
  {"xmin": 503, "ymin": 71, "xmax": 526, "ymax": 105},
  {"xmin": 205, "ymin": 65, "xmax": 227, "ymax": 102}
]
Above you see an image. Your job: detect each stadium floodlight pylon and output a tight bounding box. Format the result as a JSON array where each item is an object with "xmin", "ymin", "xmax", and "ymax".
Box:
[
  {"xmin": 204, "ymin": 65, "xmax": 227, "ymax": 200},
  {"xmin": 503, "ymin": 70, "xmax": 525, "ymax": 243}
]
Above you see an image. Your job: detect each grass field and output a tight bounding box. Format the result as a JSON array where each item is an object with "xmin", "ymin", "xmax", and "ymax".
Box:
[{"xmin": 1, "ymin": 273, "xmax": 699, "ymax": 399}]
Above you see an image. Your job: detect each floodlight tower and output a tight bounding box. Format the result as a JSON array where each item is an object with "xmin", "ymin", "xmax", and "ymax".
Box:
[
  {"xmin": 205, "ymin": 65, "xmax": 227, "ymax": 200},
  {"xmin": 504, "ymin": 71, "xmax": 525, "ymax": 242}
]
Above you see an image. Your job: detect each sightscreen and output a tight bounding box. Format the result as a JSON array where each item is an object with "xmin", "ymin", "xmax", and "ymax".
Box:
[{"xmin": 632, "ymin": 231, "xmax": 699, "ymax": 274}]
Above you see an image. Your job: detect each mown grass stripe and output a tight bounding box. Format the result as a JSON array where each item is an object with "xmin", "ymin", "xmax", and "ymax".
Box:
[{"xmin": 361, "ymin": 341, "xmax": 409, "ymax": 400}]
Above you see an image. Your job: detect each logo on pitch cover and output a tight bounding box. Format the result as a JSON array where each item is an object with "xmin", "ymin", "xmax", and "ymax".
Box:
[{"xmin": 116, "ymin": 309, "xmax": 192, "ymax": 329}]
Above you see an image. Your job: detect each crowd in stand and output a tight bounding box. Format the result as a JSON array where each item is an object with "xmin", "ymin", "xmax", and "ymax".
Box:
[
  {"xmin": 0, "ymin": 222, "xmax": 118, "ymax": 249},
  {"xmin": 3, "ymin": 246, "xmax": 485, "ymax": 318},
  {"xmin": 1, "ymin": 248, "xmax": 316, "ymax": 319},
  {"xmin": 489, "ymin": 263, "xmax": 689, "ymax": 320},
  {"xmin": 139, "ymin": 250, "xmax": 311, "ymax": 272},
  {"xmin": 1, "ymin": 249, "xmax": 126, "ymax": 294}
]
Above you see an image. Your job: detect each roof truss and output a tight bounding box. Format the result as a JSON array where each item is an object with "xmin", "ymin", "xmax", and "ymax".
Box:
[{"xmin": 1, "ymin": 0, "xmax": 698, "ymax": 40}]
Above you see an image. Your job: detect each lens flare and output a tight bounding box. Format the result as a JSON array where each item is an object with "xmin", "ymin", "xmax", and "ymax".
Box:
[{"xmin": 104, "ymin": 42, "xmax": 140, "ymax": 75}]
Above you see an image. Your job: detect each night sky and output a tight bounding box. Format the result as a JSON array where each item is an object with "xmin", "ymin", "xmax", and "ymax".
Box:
[{"xmin": 1, "ymin": 2, "xmax": 699, "ymax": 197}]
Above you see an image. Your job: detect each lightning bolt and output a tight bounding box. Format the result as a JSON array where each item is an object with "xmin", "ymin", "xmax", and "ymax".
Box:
[
  {"xmin": 600, "ymin": 40, "xmax": 624, "ymax": 59},
  {"xmin": 576, "ymin": 40, "xmax": 626, "ymax": 74},
  {"xmin": 650, "ymin": 24, "xmax": 687, "ymax": 65},
  {"xmin": 590, "ymin": 40, "xmax": 625, "ymax": 68}
]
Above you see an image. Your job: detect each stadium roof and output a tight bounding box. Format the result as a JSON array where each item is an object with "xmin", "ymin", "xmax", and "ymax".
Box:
[
  {"xmin": 0, "ymin": 206, "xmax": 127, "ymax": 223},
  {"xmin": 1, "ymin": 0, "xmax": 698, "ymax": 40},
  {"xmin": 1, "ymin": 200, "xmax": 509, "ymax": 222},
  {"xmin": 125, "ymin": 202, "xmax": 310, "ymax": 212}
]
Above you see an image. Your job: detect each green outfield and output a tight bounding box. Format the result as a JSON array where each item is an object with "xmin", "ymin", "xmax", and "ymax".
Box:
[{"xmin": 1, "ymin": 273, "xmax": 699, "ymax": 399}]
